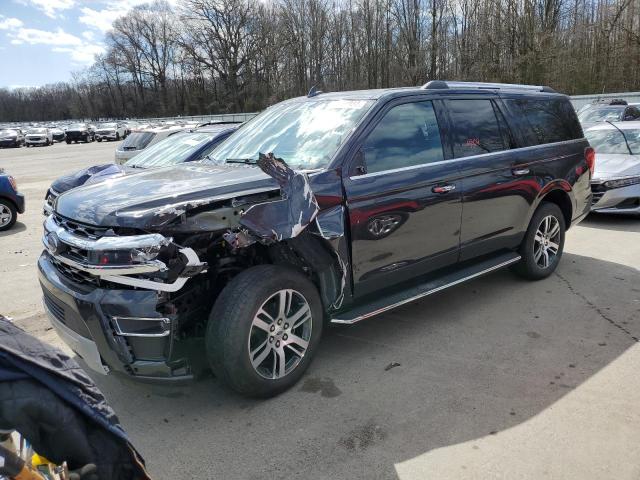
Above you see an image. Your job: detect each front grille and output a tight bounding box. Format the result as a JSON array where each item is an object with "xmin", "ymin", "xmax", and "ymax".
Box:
[
  {"xmin": 43, "ymin": 292, "xmax": 65, "ymax": 322},
  {"xmin": 591, "ymin": 182, "xmax": 606, "ymax": 205},
  {"xmin": 46, "ymin": 191, "xmax": 58, "ymax": 209},
  {"xmin": 592, "ymin": 192, "xmax": 605, "ymax": 204},
  {"xmin": 50, "ymin": 256, "xmax": 100, "ymax": 287},
  {"xmin": 53, "ymin": 214, "xmax": 109, "ymax": 240}
]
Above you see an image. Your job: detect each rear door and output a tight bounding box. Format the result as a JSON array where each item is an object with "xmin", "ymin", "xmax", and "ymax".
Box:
[
  {"xmin": 442, "ymin": 97, "xmax": 527, "ymax": 260},
  {"xmin": 343, "ymin": 98, "xmax": 463, "ymax": 297}
]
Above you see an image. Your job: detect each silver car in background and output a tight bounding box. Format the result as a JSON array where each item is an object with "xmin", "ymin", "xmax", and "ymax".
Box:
[
  {"xmin": 585, "ymin": 121, "xmax": 640, "ymax": 215},
  {"xmin": 95, "ymin": 122, "xmax": 127, "ymax": 142},
  {"xmin": 114, "ymin": 125, "xmax": 186, "ymax": 164},
  {"xmin": 25, "ymin": 128, "xmax": 53, "ymax": 147}
]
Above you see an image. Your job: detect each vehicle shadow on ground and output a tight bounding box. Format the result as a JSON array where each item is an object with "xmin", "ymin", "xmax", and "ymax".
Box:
[
  {"xmin": 580, "ymin": 212, "xmax": 640, "ymax": 232},
  {"xmin": 0, "ymin": 222, "xmax": 26, "ymax": 237},
  {"xmin": 85, "ymin": 252, "xmax": 639, "ymax": 480}
]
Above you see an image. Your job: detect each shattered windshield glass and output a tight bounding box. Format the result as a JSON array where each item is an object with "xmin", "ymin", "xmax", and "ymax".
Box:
[{"xmin": 205, "ymin": 99, "xmax": 374, "ymax": 169}]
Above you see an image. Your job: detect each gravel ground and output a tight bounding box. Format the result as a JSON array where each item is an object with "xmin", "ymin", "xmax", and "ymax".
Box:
[{"xmin": 1, "ymin": 141, "xmax": 639, "ymax": 479}]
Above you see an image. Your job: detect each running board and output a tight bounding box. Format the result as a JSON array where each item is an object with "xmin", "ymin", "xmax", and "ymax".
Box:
[{"xmin": 330, "ymin": 252, "xmax": 521, "ymax": 325}]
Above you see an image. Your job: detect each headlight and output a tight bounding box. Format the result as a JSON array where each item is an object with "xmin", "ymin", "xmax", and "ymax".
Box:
[
  {"xmin": 8, "ymin": 176, "xmax": 17, "ymax": 191},
  {"xmin": 87, "ymin": 245, "xmax": 162, "ymax": 266},
  {"xmin": 603, "ymin": 176, "xmax": 640, "ymax": 189}
]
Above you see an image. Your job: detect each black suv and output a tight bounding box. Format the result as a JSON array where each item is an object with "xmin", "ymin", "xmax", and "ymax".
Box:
[{"xmin": 39, "ymin": 81, "xmax": 592, "ymax": 397}]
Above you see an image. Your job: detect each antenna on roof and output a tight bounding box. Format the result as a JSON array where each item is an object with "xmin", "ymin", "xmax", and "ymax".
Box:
[{"xmin": 307, "ymin": 85, "xmax": 323, "ymax": 98}]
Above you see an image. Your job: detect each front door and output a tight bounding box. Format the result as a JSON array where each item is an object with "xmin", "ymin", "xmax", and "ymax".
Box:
[{"xmin": 343, "ymin": 99, "xmax": 463, "ymax": 297}]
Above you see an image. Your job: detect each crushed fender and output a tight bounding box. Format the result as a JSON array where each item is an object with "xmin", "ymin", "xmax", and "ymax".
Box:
[{"xmin": 225, "ymin": 153, "xmax": 320, "ymax": 247}]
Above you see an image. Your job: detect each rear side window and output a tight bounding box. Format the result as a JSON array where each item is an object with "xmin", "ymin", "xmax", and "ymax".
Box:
[
  {"xmin": 506, "ymin": 98, "xmax": 582, "ymax": 145},
  {"xmin": 121, "ymin": 132, "xmax": 156, "ymax": 150},
  {"xmin": 447, "ymin": 99, "xmax": 509, "ymax": 158},
  {"xmin": 362, "ymin": 101, "xmax": 444, "ymax": 174}
]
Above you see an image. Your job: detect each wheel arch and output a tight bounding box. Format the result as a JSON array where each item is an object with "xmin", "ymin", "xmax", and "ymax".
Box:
[
  {"xmin": 538, "ymin": 183, "xmax": 573, "ymax": 229},
  {"xmin": 0, "ymin": 195, "xmax": 18, "ymax": 211}
]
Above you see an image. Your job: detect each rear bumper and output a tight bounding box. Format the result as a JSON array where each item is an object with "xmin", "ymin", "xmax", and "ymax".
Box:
[
  {"xmin": 0, "ymin": 140, "xmax": 18, "ymax": 147},
  {"xmin": 38, "ymin": 252, "xmax": 194, "ymax": 382}
]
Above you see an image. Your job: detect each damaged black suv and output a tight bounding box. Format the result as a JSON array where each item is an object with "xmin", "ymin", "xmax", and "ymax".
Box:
[{"xmin": 39, "ymin": 81, "xmax": 592, "ymax": 397}]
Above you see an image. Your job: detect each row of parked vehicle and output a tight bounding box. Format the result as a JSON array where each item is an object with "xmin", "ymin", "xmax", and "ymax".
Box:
[
  {"xmin": 2, "ymin": 82, "xmax": 637, "ymax": 400},
  {"xmin": 0, "ymin": 122, "xmax": 133, "ymax": 148}
]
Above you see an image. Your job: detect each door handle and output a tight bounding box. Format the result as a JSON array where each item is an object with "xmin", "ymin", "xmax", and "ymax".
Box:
[
  {"xmin": 512, "ymin": 167, "xmax": 530, "ymax": 176},
  {"xmin": 432, "ymin": 184, "xmax": 456, "ymax": 194}
]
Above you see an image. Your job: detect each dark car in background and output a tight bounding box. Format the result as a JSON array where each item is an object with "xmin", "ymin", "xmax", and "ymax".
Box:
[
  {"xmin": 0, "ymin": 129, "xmax": 25, "ymax": 148},
  {"xmin": 39, "ymin": 82, "xmax": 591, "ymax": 398},
  {"xmin": 65, "ymin": 123, "xmax": 95, "ymax": 144},
  {"xmin": 0, "ymin": 170, "xmax": 25, "ymax": 231},
  {"xmin": 43, "ymin": 123, "xmax": 240, "ymax": 214},
  {"xmin": 50, "ymin": 127, "xmax": 66, "ymax": 143}
]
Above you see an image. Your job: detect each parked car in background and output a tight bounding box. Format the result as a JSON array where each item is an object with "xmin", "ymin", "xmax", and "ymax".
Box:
[
  {"xmin": 578, "ymin": 101, "xmax": 640, "ymax": 129},
  {"xmin": 50, "ymin": 127, "xmax": 66, "ymax": 143},
  {"xmin": 39, "ymin": 81, "xmax": 592, "ymax": 397},
  {"xmin": 65, "ymin": 123, "xmax": 95, "ymax": 143},
  {"xmin": 95, "ymin": 122, "xmax": 127, "ymax": 142},
  {"xmin": 585, "ymin": 122, "xmax": 640, "ymax": 215},
  {"xmin": 25, "ymin": 128, "xmax": 53, "ymax": 147},
  {"xmin": 114, "ymin": 125, "xmax": 186, "ymax": 164},
  {"xmin": 0, "ymin": 129, "xmax": 25, "ymax": 148},
  {"xmin": 0, "ymin": 170, "xmax": 25, "ymax": 231},
  {"xmin": 43, "ymin": 123, "xmax": 241, "ymax": 214}
]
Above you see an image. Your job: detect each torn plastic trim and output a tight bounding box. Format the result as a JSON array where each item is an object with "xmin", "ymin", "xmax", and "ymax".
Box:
[
  {"xmin": 224, "ymin": 153, "xmax": 320, "ymax": 247},
  {"xmin": 100, "ymin": 248, "xmax": 205, "ymax": 292},
  {"xmin": 44, "ymin": 214, "xmax": 206, "ymax": 292}
]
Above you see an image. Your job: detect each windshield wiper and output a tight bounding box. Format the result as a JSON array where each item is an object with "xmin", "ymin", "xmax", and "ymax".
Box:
[
  {"xmin": 225, "ymin": 158, "xmax": 258, "ymax": 165},
  {"xmin": 605, "ymin": 121, "xmax": 633, "ymax": 155}
]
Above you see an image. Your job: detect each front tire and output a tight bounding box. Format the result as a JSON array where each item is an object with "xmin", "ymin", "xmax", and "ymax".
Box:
[
  {"xmin": 513, "ymin": 202, "xmax": 566, "ymax": 280},
  {"xmin": 0, "ymin": 199, "xmax": 17, "ymax": 231},
  {"xmin": 206, "ymin": 265, "xmax": 323, "ymax": 397}
]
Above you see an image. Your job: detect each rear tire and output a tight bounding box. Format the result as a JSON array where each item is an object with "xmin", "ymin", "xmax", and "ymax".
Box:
[
  {"xmin": 512, "ymin": 202, "xmax": 566, "ymax": 280},
  {"xmin": 0, "ymin": 199, "xmax": 17, "ymax": 232},
  {"xmin": 206, "ymin": 265, "xmax": 323, "ymax": 398}
]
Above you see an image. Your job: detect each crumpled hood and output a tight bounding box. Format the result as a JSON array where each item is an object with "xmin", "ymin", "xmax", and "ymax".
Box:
[
  {"xmin": 55, "ymin": 163, "xmax": 278, "ymax": 229},
  {"xmin": 593, "ymin": 153, "xmax": 640, "ymax": 180},
  {"xmin": 51, "ymin": 163, "xmax": 131, "ymax": 194}
]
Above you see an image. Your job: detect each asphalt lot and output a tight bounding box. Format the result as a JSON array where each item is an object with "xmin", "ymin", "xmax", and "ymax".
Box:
[{"xmin": 1, "ymin": 142, "xmax": 639, "ymax": 479}]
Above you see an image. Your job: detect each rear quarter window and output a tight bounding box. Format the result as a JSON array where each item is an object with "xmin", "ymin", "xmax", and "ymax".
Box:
[
  {"xmin": 505, "ymin": 98, "xmax": 582, "ymax": 146},
  {"xmin": 121, "ymin": 132, "xmax": 156, "ymax": 150},
  {"xmin": 447, "ymin": 99, "xmax": 510, "ymax": 158}
]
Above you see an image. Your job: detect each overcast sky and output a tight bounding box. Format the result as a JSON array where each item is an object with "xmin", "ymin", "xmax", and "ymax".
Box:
[{"xmin": 0, "ymin": 0, "xmax": 175, "ymax": 88}]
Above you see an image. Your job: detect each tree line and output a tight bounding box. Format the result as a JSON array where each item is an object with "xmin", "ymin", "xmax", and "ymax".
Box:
[{"xmin": 1, "ymin": 0, "xmax": 639, "ymax": 122}]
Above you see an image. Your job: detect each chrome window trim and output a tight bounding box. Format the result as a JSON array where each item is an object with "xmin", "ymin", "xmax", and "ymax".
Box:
[{"xmin": 348, "ymin": 137, "xmax": 586, "ymax": 180}]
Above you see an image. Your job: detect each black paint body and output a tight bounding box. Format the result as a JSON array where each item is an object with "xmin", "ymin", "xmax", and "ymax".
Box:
[{"xmin": 39, "ymin": 86, "xmax": 592, "ymax": 381}]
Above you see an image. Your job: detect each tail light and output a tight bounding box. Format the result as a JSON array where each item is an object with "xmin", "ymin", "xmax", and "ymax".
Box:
[
  {"xmin": 8, "ymin": 176, "xmax": 17, "ymax": 191},
  {"xmin": 585, "ymin": 147, "xmax": 595, "ymax": 175}
]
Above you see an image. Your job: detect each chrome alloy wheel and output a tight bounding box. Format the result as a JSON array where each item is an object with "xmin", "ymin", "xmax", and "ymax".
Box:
[
  {"xmin": 0, "ymin": 204, "xmax": 13, "ymax": 227},
  {"xmin": 248, "ymin": 289, "xmax": 313, "ymax": 380},
  {"xmin": 533, "ymin": 215, "xmax": 561, "ymax": 269}
]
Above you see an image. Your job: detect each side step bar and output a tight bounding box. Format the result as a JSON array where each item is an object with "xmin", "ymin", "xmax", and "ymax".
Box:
[{"xmin": 330, "ymin": 252, "xmax": 521, "ymax": 325}]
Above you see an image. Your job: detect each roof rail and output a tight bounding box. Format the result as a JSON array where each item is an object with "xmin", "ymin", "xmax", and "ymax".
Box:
[{"xmin": 421, "ymin": 80, "xmax": 556, "ymax": 93}]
